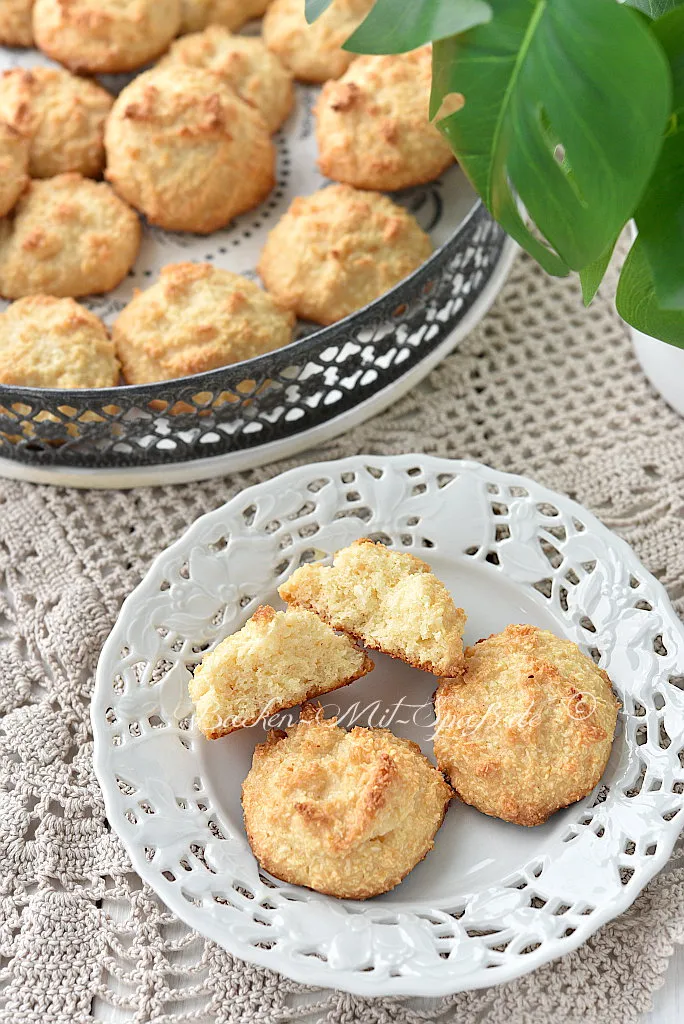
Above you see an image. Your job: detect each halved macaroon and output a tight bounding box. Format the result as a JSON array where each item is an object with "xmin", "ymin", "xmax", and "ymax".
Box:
[
  {"xmin": 189, "ymin": 605, "xmax": 373, "ymax": 739},
  {"xmin": 279, "ymin": 538, "xmax": 465, "ymax": 675}
]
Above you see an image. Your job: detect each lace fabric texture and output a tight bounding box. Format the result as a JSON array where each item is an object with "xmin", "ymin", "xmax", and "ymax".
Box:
[{"xmin": 1, "ymin": 250, "xmax": 683, "ymax": 1023}]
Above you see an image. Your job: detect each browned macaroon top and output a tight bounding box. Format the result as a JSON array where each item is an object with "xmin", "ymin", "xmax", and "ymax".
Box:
[
  {"xmin": 242, "ymin": 702, "xmax": 452, "ymax": 899},
  {"xmin": 434, "ymin": 624, "xmax": 620, "ymax": 826}
]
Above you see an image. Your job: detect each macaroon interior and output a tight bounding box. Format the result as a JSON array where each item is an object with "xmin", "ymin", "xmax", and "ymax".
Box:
[
  {"xmin": 279, "ymin": 539, "xmax": 465, "ymax": 675},
  {"xmin": 189, "ymin": 604, "xmax": 373, "ymax": 738}
]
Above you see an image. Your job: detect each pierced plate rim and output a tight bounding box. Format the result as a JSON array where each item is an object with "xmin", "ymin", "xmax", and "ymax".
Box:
[{"xmin": 92, "ymin": 454, "xmax": 684, "ymax": 996}]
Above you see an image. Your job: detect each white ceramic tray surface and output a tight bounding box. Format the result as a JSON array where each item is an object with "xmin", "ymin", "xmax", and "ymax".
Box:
[{"xmin": 92, "ymin": 455, "xmax": 684, "ymax": 996}]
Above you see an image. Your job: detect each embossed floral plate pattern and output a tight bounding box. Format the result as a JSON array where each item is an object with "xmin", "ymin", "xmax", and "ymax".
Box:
[{"xmin": 92, "ymin": 455, "xmax": 684, "ymax": 995}]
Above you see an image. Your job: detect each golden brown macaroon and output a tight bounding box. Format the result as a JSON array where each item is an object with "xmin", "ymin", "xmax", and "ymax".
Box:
[
  {"xmin": 190, "ymin": 605, "xmax": 373, "ymax": 739},
  {"xmin": 0, "ymin": 174, "xmax": 141, "ymax": 300},
  {"xmin": 316, "ymin": 47, "xmax": 454, "ymax": 190},
  {"xmin": 105, "ymin": 65, "xmax": 275, "ymax": 233},
  {"xmin": 280, "ymin": 538, "xmax": 465, "ymax": 675},
  {"xmin": 0, "ymin": 68, "xmax": 113, "ymax": 180},
  {"xmin": 263, "ymin": 0, "xmax": 372, "ymax": 84},
  {"xmin": 242, "ymin": 702, "xmax": 452, "ymax": 898},
  {"xmin": 160, "ymin": 27, "xmax": 293, "ymax": 133},
  {"xmin": 113, "ymin": 262, "xmax": 294, "ymax": 384},
  {"xmin": 32, "ymin": 0, "xmax": 181, "ymax": 74},
  {"xmin": 0, "ymin": 295, "xmax": 119, "ymax": 387},
  {"xmin": 179, "ymin": 0, "xmax": 270, "ymax": 34},
  {"xmin": 258, "ymin": 184, "xmax": 432, "ymax": 325},
  {"xmin": 433, "ymin": 625, "xmax": 620, "ymax": 827},
  {"xmin": 0, "ymin": 121, "xmax": 29, "ymax": 218},
  {"xmin": 0, "ymin": 0, "xmax": 34, "ymax": 46}
]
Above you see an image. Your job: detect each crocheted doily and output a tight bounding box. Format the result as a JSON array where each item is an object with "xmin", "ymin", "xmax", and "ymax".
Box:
[{"xmin": 2, "ymin": 250, "xmax": 683, "ymax": 1024}]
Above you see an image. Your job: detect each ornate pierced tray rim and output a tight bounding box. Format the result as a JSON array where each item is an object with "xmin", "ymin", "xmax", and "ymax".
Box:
[
  {"xmin": 0, "ymin": 241, "xmax": 518, "ymax": 487},
  {"xmin": 0, "ymin": 200, "xmax": 483, "ymax": 401}
]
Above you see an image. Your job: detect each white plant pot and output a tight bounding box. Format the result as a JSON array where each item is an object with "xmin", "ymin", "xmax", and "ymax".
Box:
[{"xmin": 632, "ymin": 327, "xmax": 684, "ymax": 416}]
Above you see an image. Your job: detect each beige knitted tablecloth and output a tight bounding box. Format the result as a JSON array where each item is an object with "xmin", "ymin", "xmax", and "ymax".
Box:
[{"xmin": 2, "ymin": 250, "xmax": 684, "ymax": 1024}]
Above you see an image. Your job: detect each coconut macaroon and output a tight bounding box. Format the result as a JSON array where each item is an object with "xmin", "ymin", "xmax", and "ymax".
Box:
[
  {"xmin": 161, "ymin": 28, "xmax": 294, "ymax": 133},
  {"xmin": 0, "ymin": 175, "xmax": 141, "ymax": 300},
  {"xmin": 263, "ymin": 0, "xmax": 372, "ymax": 84},
  {"xmin": 0, "ymin": 68, "xmax": 113, "ymax": 180},
  {"xmin": 32, "ymin": 0, "xmax": 181, "ymax": 74},
  {"xmin": 113, "ymin": 263, "xmax": 294, "ymax": 384},
  {"xmin": 0, "ymin": 122, "xmax": 29, "ymax": 218},
  {"xmin": 242, "ymin": 702, "xmax": 452, "ymax": 898},
  {"xmin": 258, "ymin": 184, "xmax": 432, "ymax": 325},
  {"xmin": 279, "ymin": 538, "xmax": 465, "ymax": 675},
  {"xmin": 0, "ymin": 296, "xmax": 119, "ymax": 388},
  {"xmin": 0, "ymin": 0, "xmax": 34, "ymax": 47},
  {"xmin": 179, "ymin": 0, "xmax": 270, "ymax": 35},
  {"xmin": 316, "ymin": 47, "xmax": 454, "ymax": 191},
  {"xmin": 434, "ymin": 625, "xmax": 620, "ymax": 826},
  {"xmin": 105, "ymin": 65, "xmax": 275, "ymax": 234},
  {"xmin": 190, "ymin": 606, "xmax": 373, "ymax": 739}
]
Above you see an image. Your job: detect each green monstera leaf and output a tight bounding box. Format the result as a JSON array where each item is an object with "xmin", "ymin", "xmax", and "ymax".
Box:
[
  {"xmin": 629, "ymin": 8, "xmax": 684, "ymax": 310},
  {"xmin": 344, "ymin": 0, "xmax": 492, "ymax": 54},
  {"xmin": 304, "ymin": 0, "xmax": 684, "ymax": 347},
  {"xmin": 617, "ymin": 237, "xmax": 684, "ymax": 348},
  {"xmin": 431, "ymin": 0, "xmax": 671, "ymax": 276}
]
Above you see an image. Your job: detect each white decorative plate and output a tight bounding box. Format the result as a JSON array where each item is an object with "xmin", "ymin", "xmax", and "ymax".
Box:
[{"xmin": 92, "ymin": 455, "xmax": 684, "ymax": 996}]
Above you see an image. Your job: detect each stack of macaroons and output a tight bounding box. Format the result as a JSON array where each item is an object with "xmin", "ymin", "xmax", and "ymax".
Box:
[{"xmin": 0, "ymin": 0, "xmax": 453, "ymax": 391}]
